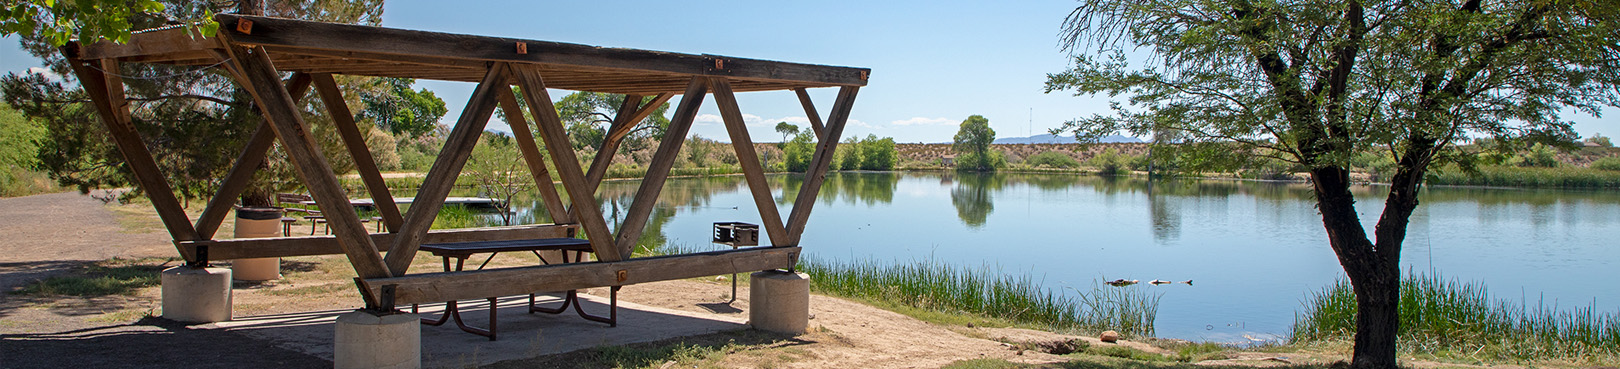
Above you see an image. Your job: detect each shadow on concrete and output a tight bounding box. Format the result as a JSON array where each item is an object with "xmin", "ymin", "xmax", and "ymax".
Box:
[
  {"xmin": 696, "ymin": 302, "xmax": 743, "ymax": 314},
  {"xmin": 210, "ymin": 293, "xmax": 757, "ymax": 368},
  {"xmin": 0, "ymin": 316, "xmax": 330, "ymax": 369}
]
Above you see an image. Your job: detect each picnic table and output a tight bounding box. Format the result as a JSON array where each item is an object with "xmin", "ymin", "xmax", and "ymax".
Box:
[{"xmin": 412, "ymin": 238, "xmax": 617, "ymax": 341}]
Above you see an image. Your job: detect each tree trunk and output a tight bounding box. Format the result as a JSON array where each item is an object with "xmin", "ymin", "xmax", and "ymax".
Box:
[
  {"xmin": 1349, "ymin": 268, "xmax": 1400, "ymax": 369},
  {"xmin": 1310, "ymin": 166, "xmax": 1404, "ymax": 369}
]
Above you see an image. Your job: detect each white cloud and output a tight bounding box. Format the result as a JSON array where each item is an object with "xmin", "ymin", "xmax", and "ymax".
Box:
[
  {"xmin": 890, "ymin": 117, "xmax": 953, "ymax": 126},
  {"xmin": 26, "ymin": 67, "xmax": 61, "ymax": 81},
  {"xmin": 694, "ymin": 113, "xmax": 724, "ymax": 125}
]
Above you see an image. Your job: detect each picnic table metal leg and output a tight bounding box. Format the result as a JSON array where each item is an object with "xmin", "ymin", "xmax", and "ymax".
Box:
[{"xmin": 418, "ymin": 255, "xmax": 496, "ymax": 340}]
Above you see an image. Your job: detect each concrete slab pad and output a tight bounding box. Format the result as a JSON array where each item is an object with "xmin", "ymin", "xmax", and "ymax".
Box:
[{"xmin": 203, "ymin": 293, "xmax": 749, "ymax": 368}]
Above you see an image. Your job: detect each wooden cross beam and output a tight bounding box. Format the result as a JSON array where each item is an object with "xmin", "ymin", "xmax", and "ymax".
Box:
[
  {"xmin": 311, "ymin": 73, "xmax": 405, "ymax": 232},
  {"xmin": 494, "ymin": 87, "xmax": 571, "ymax": 224},
  {"xmin": 612, "ymin": 78, "xmax": 708, "ymax": 257},
  {"xmin": 793, "ymin": 88, "xmax": 827, "ymax": 141},
  {"xmin": 220, "ymin": 43, "xmax": 392, "ymax": 279},
  {"xmin": 510, "ymin": 63, "xmax": 623, "ymax": 261},
  {"xmin": 710, "ymin": 78, "xmax": 790, "ymax": 246},
  {"xmin": 786, "ymin": 86, "xmax": 860, "ymax": 244},
  {"xmin": 63, "ymin": 57, "xmax": 202, "ymax": 260},
  {"xmin": 194, "ymin": 73, "xmax": 313, "ymax": 240},
  {"xmin": 583, "ymin": 93, "xmax": 675, "ymax": 190},
  {"xmin": 384, "ymin": 62, "xmax": 510, "ymax": 275},
  {"xmin": 360, "ymin": 246, "xmax": 800, "ymax": 306}
]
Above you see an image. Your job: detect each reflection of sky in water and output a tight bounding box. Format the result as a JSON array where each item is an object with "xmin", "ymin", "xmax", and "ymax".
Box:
[{"xmin": 514, "ymin": 173, "xmax": 1619, "ymax": 342}]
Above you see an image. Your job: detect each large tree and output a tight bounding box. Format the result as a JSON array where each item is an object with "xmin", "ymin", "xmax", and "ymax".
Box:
[
  {"xmin": 0, "ymin": 1, "xmax": 440, "ymax": 205},
  {"xmin": 953, "ymin": 115, "xmax": 1001, "ymax": 172},
  {"xmin": 1047, "ymin": 0, "xmax": 1618, "ymax": 367}
]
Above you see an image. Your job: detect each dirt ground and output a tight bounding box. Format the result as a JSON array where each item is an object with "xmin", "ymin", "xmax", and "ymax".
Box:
[
  {"xmin": 0, "ymin": 191, "xmax": 1489, "ymax": 369},
  {"xmin": 0, "ymin": 191, "xmax": 1086, "ymax": 368}
]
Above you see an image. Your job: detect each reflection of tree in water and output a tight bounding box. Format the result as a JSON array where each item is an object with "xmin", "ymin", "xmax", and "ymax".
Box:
[
  {"xmin": 1146, "ymin": 180, "xmax": 1180, "ymax": 242},
  {"xmin": 951, "ymin": 173, "xmax": 1003, "ymax": 228},
  {"xmin": 816, "ymin": 172, "xmax": 900, "ymax": 206}
]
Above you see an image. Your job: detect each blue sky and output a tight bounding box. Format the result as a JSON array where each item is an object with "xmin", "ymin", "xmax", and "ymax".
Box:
[{"xmin": 2, "ymin": 0, "xmax": 1614, "ymax": 143}]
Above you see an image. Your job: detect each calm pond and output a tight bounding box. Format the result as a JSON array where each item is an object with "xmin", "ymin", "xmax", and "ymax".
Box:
[{"xmin": 498, "ymin": 171, "xmax": 1619, "ymax": 342}]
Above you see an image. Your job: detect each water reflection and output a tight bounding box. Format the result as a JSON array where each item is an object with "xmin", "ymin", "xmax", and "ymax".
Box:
[
  {"xmin": 950, "ymin": 174, "xmax": 998, "ymax": 228},
  {"xmin": 479, "ymin": 171, "xmax": 1619, "ymax": 341}
]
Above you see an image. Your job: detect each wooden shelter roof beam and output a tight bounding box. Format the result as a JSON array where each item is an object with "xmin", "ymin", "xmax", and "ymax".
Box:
[
  {"xmin": 793, "ymin": 88, "xmax": 827, "ymax": 141},
  {"xmin": 312, "ymin": 73, "xmax": 404, "ymax": 232},
  {"xmin": 384, "ymin": 63, "xmax": 509, "ymax": 275},
  {"xmin": 710, "ymin": 78, "xmax": 789, "ymax": 246},
  {"xmin": 213, "ymin": 14, "xmax": 868, "ymax": 87},
  {"xmin": 511, "ymin": 63, "xmax": 622, "ymax": 262},
  {"xmin": 64, "ymin": 57, "xmax": 202, "ymax": 261},
  {"xmin": 221, "ymin": 42, "xmax": 392, "ymax": 279},
  {"xmin": 195, "ymin": 73, "xmax": 313, "ymax": 240},
  {"xmin": 786, "ymin": 86, "xmax": 861, "ymax": 244},
  {"xmin": 612, "ymin": 79, "xmax": 707, "ymax": 257},
  {"xmin": 495, "ymin": 87, "xmax": 571, "ymax": 224},
  {"xmin": 360, "ymin": 246, "xmax": 800, "ymax": 306}
]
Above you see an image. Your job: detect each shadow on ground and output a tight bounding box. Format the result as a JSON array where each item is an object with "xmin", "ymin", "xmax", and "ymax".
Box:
[{"xmin": 0, "ymin": 316, "xmax": 329, "ymax": 369}]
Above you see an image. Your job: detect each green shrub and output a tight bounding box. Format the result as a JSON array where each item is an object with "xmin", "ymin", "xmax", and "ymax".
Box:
[
  {"xmin": 1024, "ymin": 151, "xmax": 1079, "ymax": 168},
  {"xmin": 859, "ymin": 135, "xmax": 898, "ymax": 170},
  {"xmin": 1591, "ymin": 156, "xmax": 1620, "ymax": 171},
  {"xmin": 1086, "ymin": 148, "xmax": 1128, "ymax": 175},
  {"xmin": 955, "ymin": 151, "xmax": 1006, "ymax": 172},
  {"xmin": 1509, "ymin": 143, "xmax": 1560, "ymax": 168}
]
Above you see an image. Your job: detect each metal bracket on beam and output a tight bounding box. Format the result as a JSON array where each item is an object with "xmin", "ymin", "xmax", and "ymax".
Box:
[
  {"xmin": 704, "ymin": 57, "xmax": 731, "ymax": 74},
  {"xmin": 187, "ymin": 245, "xmax": 210, "ymax": 268}
]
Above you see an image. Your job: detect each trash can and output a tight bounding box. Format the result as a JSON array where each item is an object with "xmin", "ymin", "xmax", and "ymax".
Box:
[{"xmin": 232, "ymin": 207, "xmax": 282, "ymax": 281}]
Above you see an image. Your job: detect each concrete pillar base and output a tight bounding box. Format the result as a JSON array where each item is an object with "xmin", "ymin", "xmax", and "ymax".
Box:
[
  {"xmin": 335, "ymin": 311, "xmax": 421, "ymax": 369},
  {"xmin": 160, "ymin": 266, "xmax": 232, "ymax": 323},
  {"xmin": 749, "ymin": 270, "xmax": 810, "ymax": 334}
]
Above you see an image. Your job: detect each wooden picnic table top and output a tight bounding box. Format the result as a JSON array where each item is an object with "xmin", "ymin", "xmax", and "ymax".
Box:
[{"xmin": 419, "ymin": 238, "xmax": 593, "ymax": 259}]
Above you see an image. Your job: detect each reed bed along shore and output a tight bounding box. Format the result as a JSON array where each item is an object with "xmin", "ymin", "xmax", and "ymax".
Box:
[
  {"xmin": 799, "ymin": 257, "xmax": 1160, "ymax": 338},
  {"xmin": 1293, "ymin": 272, "xmax": 1620, "ymax": 363},
  {"xmin": 1426, "ymin": 165, "xmax": 1620, "ymax": 189}
]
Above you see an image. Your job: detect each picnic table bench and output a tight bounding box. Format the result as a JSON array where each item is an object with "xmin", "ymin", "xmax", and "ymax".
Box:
[{"xmin": 412, "ymin": 237, "xmax": 618, "ymax": 341}]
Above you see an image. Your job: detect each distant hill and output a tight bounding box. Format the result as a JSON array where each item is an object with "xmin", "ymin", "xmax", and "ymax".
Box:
[{"xmin": 992, "ymin": 133, "xmax": 1142, "ymax": 144}]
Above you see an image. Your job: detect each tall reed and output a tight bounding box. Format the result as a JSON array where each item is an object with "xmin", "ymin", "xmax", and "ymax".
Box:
[
  {"xmin": 799, "ymin": 257, "xmax": 1160, "ymax": 337},
  {"xmin": 1292, "ymin": 272, "xmax": 1620, "ymax": 362},
  {"xmin": 1427, "ymin": 165, "xmax": 1620, "ymax": 189}
]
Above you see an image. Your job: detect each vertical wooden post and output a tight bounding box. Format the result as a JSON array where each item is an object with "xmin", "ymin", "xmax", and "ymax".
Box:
[
  {"xmin": 710, "ymin": 78, "xmax": 789, "ymax": 246},
  {"xmin": 495, "ymin": 87, "xmax": 571, "ymax": 224},
  {"xmin": 63, "ymin": 57, "xmax": 202, "ymax": 261},
  {"xmin": 222, "ymin": 44, "xmax": 392, "ymax": 279},
  {"xmin": 793, "ymin": 88, "xmax": 827, "ymax": 141},
  {"xmin": 194, "ymin": 73, "xmax": 313, "ymax": 240},
  {"xmin": 311, "ymin": 73, "xmax": 404, "ymax": 232},
  {"xmin": 612, "ymin": 79, "xmax": 707, "ymax": 257},
  {"xmin": 785, "ymin": 87, "xmax": 860, "ymax": 244},
  {"xmin": 510, "ymin": 64, "xmax": 623, "ymax": 262},
  {"xmin": 384, "ymin": 63, "xmax": 510, "ymax": 275}
]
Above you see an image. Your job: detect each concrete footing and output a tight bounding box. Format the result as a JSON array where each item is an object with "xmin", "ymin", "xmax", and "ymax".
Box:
[
  {"xmin": 749, "ymin": 270, "xmax": 810, "ymax": 334},
  {"xmin": 160, "ymin": 266, "xmax": 232, "ymax": 323},
  {"xmin": 334, "ymin": 312, "xmax": 421, "ymax": 369}
]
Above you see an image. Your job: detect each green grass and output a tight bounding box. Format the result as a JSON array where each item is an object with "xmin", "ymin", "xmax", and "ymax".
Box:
[
  {"xmin": 1427, "ymin": 165, "xmax": 1620, "ymax": 189},
  {"xmin": 1292, "ymin": 272, "xmax": 1620, "ymax": 363},
  {"xmin": 12, "ymin": 258, "xmax": 169, "ymax": 296},
  {"xmin": 799, "ymin": 257, "xmax": 1160, "ymax": 338}
]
